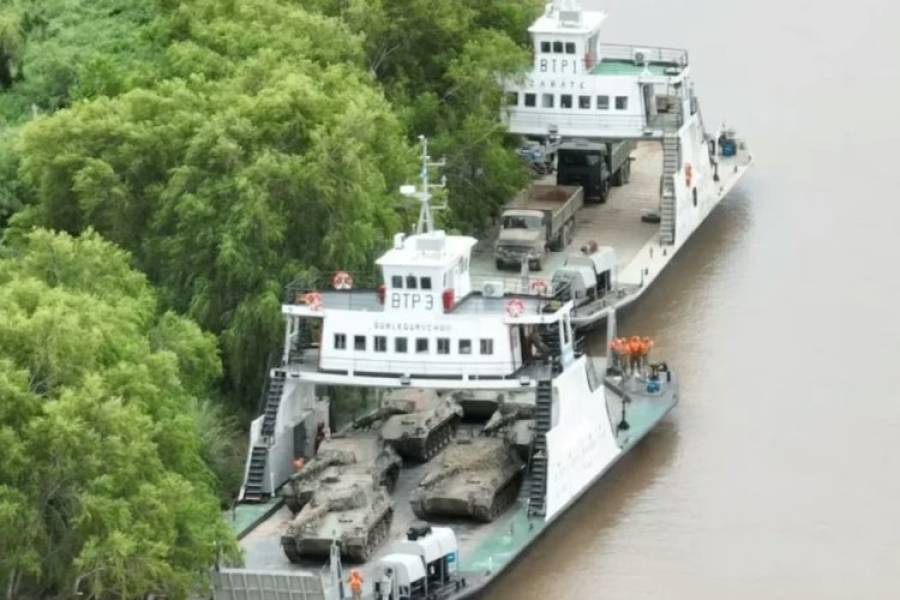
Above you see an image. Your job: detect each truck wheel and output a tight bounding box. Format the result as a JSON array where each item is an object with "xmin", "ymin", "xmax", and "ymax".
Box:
[
  {"xmin": 599, "ymin": 180, "xmax": 610, "ymax": 203},
  {"xmin": 611, "ymin": 168, "xmax": 624, "ymax": 187},
  {"xmin": 530, "ymin": 259, "xmax": 542, "ymax": 272}
]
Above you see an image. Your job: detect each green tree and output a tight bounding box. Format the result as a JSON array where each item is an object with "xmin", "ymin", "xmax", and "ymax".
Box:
[
  {"xmin": 0, "ymin": 229, "xmax": 237, "ymax": 600},
  {"xmin": 299, "ymin": 0, "xmax": 540, "ymax": 232},
  {"xmin": 11, "ymin": 1, "xmax": 414, "ymax": 408}
]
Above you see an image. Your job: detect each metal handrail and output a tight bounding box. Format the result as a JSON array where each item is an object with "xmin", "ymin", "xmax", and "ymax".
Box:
[{"xmin": 596, "ymin": 43, "xmax": 689, "ymax": 67}]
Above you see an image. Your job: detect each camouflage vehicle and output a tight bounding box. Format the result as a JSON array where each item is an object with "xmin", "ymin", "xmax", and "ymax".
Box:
[
  {"xmin": 281, "ymin": 475, "xmax": 394, "ymax": 563},
  {"xmin": 355, "ymin": 389, "xmax": 463, "ymax": 461},
  {"xmin": 410, "ymin": 436, "xmax": 524, "ymax": 523},
  {"xmin": 483, "ymin": 401, "xmax": 535, "ymax": 461},
  {"xmin": 451, "ymin": 389, "xmax": 535, "ymax": 420},
  {"xmin": 281, "ymin": 433, "xmax": 401, "ymax": 514}
]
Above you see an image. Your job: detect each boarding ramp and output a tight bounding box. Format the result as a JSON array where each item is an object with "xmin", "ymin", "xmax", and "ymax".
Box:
[{"xmin": 212, "ymin": 569, "xmax": 329, "ymax": 600}]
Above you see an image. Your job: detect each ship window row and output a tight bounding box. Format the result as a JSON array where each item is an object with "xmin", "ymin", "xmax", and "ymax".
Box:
[
  {"xmin": 390, "ymin": 275, "xmax": 432, "ymax": 290},
  {"xmin": 333, "ymin": 334, "xmax": 494, "ymax": 355},
  {"xmin": 511, "ymin": 92, "xmax": 629, "ymax": 111},
  {"xmin": 540, "ymin": 41, "xmax": 577, "ymax": 55}
]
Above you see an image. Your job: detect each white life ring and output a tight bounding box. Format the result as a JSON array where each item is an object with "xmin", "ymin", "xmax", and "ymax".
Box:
[
  {"xmin": 303, "ymin": 292, "xmax": 323, "ymax": 311},
  {"xmin": 505, "ymin": 298, "xmax": 525, "ymax": 318},
  {"xmin": 530, "ymin": 279, "xmax": 549, "ymax": 296},
  {"xmin": 332, "ymin": 271, "xmax": 353, "ymax": 290}
]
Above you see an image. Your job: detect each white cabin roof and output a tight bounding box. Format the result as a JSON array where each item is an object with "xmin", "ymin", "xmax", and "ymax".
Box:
[
  {"xmin": 376, "ymin": 230, "xmax": 477, "ymax": 269},
  {"xmin": 529, "ymin": 7, "xmax": 606, "ymax": 35}
]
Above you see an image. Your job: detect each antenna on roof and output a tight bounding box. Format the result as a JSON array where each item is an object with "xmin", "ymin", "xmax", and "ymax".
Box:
[{"xmin": 400, "ymin": 135, "xmax": 447, "ymax": 234}]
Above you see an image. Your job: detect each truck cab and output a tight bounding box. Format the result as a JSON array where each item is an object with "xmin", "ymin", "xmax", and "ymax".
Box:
[
  {"xmin": 495, "ymin": 210, "xmax": 548, "ymax": 271},
  {"xmin": 557, "ymin": 139, "xmax": 635, "ymax": 203}
]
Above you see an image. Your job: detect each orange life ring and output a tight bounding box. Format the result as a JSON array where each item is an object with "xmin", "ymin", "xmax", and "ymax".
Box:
[
  {"xmin": 530, "ymin": 279, "xmax": 549, "ymax": 296},
  {"xmin": 331, "ymin": 270, "xmax": 353, "ymax": 290},
  {"xmin": 685, "ymin": 162, "xmax": 693, "ymax": 188},
  {"xmin": 303, "ymin": 292, "xmax": 323, "ymax": 311},
  {"xmin": 505, "ymin": 298, "xmax": 525, "ymax": 318}
]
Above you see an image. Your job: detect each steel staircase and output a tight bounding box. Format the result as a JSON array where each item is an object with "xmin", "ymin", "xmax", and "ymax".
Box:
[
  {"xmin": 660, "ymin": 134, "xmax": 681, "ymax": 245},
  {"xmin": 243, "ymin": 446, "xmax": 269, "ymax": 502},
  {"xmin": 261, "ymin": 370, "xmax": 286, "ymax": 437},
  {"xmin": 538, "ymin": 323, "xmax": 563, "ymax": 376},
  {"xmin": 528, "ymin": 379, "xmax": 553, "ymax": 517},
  {"xmin": 241, "ymin": 370, "xmax": 286, "ymax": 503}
]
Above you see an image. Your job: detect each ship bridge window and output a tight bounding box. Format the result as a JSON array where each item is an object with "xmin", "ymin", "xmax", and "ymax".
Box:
[
  {"xmin": 391, "ymin": 275, "xmax": 403, "ymax": 288},
  {"xmin": 437, "ymin": 338, "xmax": 450, "ymax": 355},
  {"xmin": 524, "ymin": 93, "xmax": 536, "ymax": 107},
  {"xmin": 480, "ymin": 339, "xmax": 494, "ymax": 355},
  {"xmin": 565, "ymin": 42, "xmax": 576, "ymax": 54},
  {"xmin": 354, "ymin": 335, "xmax": 366, "ymax": 351},
  {"xmin": 334, "ymin": 334, "xmax": 346, "ymax": 350},
  {"xmin": 395, "ymin": 337, "xmax": 408, "ymax": 353},
  {"xmin": 615, "ymin": 96, "xmax": 629, "ymax": 110},
  {"xmin": 552, "ymin": 41, "xmax": 563, "ymax": 53},
  {"xmin": 579, "ymin": 95, "xmax": 591, "ymax": 109},
  {"xmin": 541, "ymin": 93, "xmax": 554, "ymax": 108},
  {"xmin": 560, "ymin": 94, "xmax": 573, "ymax": 109},
  {"xmin": 375, "ymin": 336, "xmax": 387, "ymax": 352},
  {"xmin": 459, "ymin": 339, "xmax": 472, "ymax": 355},
  {"xmin": 420, "ymin": 277, "xmax": 432, "ymax": 290},
  {"xmin": 597, "ymin": 95, "xmax": 610, "ymax": 110},
  {"xmin": 416, "ymin": 338, "xmax": 429, "ymax": 354},
  {"xmin": 540, "ymin": 41, "xmax": 551, "ymax": 53},
  {"xmin": 506, "ymin": 91, "xmax": 519, "ymax": 106},
  {"xmin": 406, "ymin": 275, "xmax": 417, "ymax": 289}
]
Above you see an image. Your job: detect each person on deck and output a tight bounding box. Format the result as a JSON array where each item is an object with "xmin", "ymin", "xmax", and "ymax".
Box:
[{"xmin": 348, "ymin": 569, "xmax": 363, "ymax": 600}]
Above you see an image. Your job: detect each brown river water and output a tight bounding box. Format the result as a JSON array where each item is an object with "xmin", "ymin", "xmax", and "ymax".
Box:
[{"xmin": 491, "ymin": 0, "xmax": 900, "ymax": 598}]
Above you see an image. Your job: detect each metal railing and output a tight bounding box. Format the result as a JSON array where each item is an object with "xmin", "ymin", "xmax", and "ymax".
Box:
[
  {"xmin": 469, "ymin": 273, "xmax": 556, "ymax": 297},
  {"xmin": 298, "ymin": 353, "xmax": 541, "ymax": 380},
  {"xmin": 597, "ymin": 43, "xmax": 689, "ymax": 67},
  {"xmin": 283, "ymin": 271, "xmax": 382, "ymax": 303}
]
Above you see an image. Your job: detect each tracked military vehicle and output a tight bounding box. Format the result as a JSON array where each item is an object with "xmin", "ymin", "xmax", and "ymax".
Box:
[
  {"xmin": 281, "ymin": 478, "xmax": 394, "ymax": 563},
  {"xmin": 354, "ymin": 389, "xmax": 463, "ymax": 461},
  {"xmin": 281, "ymin": 433, "xmax": 401, "ymax": 514},
  {"xmin": 410, "ymin": 436, "xmax": 524, "ymax": 523}
]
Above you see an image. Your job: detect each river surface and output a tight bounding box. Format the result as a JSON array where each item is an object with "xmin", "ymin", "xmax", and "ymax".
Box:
[{"xmin": 491, "ymin": 0, "xmax": 900, "ymax": 598}]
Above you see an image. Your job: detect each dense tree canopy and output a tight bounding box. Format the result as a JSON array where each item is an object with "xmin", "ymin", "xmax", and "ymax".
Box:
[
  {"xmin": 0, "ymin": 229, "xmax": 237, "ymax": 600},
  {"xmin": 5, "ymin": 0, "xmax": 540, "ymax": 409},
  {"xmin": 0, "ymin": 0, "xmax": 545, "ymax": 594}
]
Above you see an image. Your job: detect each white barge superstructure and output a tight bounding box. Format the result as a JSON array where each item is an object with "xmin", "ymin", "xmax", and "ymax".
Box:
[
  {"xmin": 217, "ymin": 141, "xmax": 677, "ymax": 600},
  {"xmin": 483, "ymin": 0, "xmax": 752, "ymax": 326},
  {"xmin": 214, "ymin": 2, "xmax": 754, "ymax": 597}
]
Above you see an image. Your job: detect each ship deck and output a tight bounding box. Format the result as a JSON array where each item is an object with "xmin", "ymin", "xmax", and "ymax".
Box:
[
  {"xmin": 470, "ymin": 141, "xmax": 664, "ymax": 282},
  {"xmin": 232, "ymin": 363, "xmax": 678, "ymax": 599}
]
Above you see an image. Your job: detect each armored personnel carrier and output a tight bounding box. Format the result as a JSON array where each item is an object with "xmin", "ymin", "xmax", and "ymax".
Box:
[
  {"xmin": 281, "ymin": 433, "xmax": 401, "ymax": 514},
  {"xmin": 281, "ymin": 477, "xmax": 394, "ymax": 563},
  {"xmin": 355, "ymin": 389, "xmax": 463, "ymax": 461},
  {"xmin": 410, "ymin": 436, "xmax": 524, "ymax": 523}
]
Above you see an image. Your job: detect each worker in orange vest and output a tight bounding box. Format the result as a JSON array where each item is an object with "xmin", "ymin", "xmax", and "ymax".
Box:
[{"xmin": 348, "ymin": 569, "xmax": 363, "ymax": 600}]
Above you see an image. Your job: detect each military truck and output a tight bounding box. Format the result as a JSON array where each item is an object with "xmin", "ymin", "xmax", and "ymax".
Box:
[
  {"xmin": 280, "ymin": 433, "xmax": 402, "ymax": 514},
  {"xmin": 557, "ymin": 138, "xmax": 637, "ymax": 203},
  {"xmin": 494, "ymin": 184, "xmax": 584, "ymax": 271}
]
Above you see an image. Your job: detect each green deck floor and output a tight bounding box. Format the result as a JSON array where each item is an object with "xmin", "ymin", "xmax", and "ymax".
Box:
[
  {"xmin": 228, "ymin": 498, "xmax": 284, "ymax": 539},
  {"xmin": 590, "ymin": 61, "xmax": 674, "ymax": 76}
]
